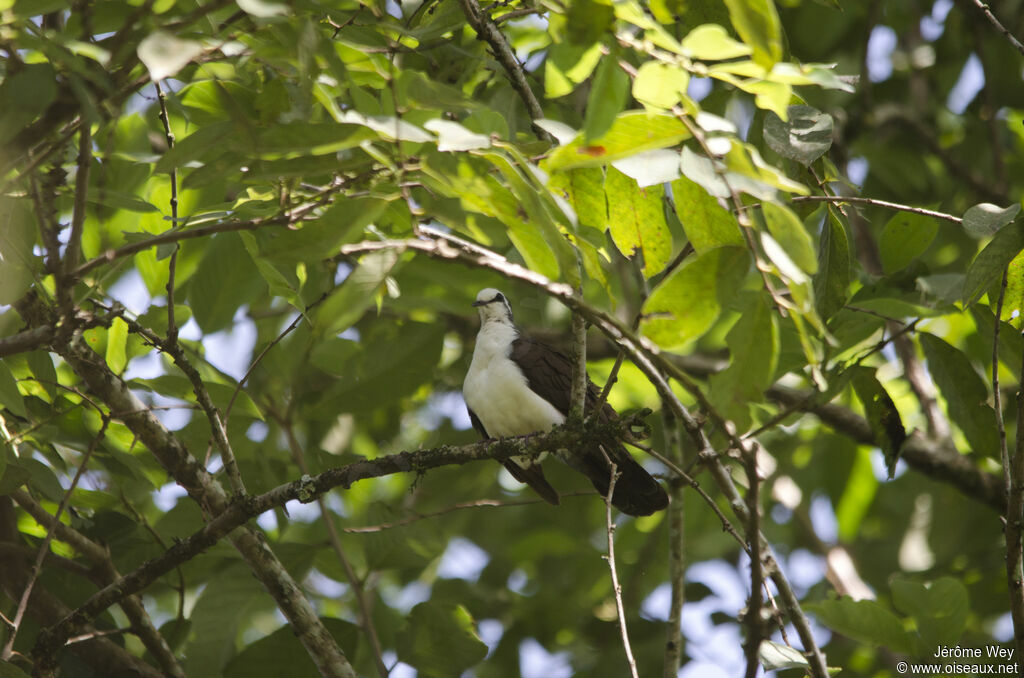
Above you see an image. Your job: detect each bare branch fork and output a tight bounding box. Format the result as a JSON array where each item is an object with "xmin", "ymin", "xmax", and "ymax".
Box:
[{"xmin": 602, "ymin": 460, "xmax": 640, "ymax": 678}]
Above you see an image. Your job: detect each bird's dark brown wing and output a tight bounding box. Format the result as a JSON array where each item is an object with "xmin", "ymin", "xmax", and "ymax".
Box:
[
  {"xmin": 467, "ymin": 407, "xmax": 560, "ymax": 506},
  {"xmin": 509, "ymin": 337, "xmax": 668, "ymax": 516}
]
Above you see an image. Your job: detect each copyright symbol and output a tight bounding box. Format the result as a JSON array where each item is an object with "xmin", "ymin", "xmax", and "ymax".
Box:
[{"xmin": 897, "ymin": 661, "xmax": 908, "ymax": 674}]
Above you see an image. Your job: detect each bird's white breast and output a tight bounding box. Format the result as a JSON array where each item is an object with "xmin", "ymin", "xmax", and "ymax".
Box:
[{"xmin": 463, "ymin": 322, "xmax": 565, "ymax": 437}]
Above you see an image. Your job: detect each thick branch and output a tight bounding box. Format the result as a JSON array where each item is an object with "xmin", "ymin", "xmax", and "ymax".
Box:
[
  {"xmin": 0, "ymin": 326, "xmax": 55, "ymax": 358},
  {"xmin": 25, "ymin": 427, "xmax": 596, "ymax": 644},
  {"xmin": 767, "ymin": 384, "xmax": 1006, "ymax": 512},
  {"xmin": 15, "ymin": 295, "xmax": 357, "ymax": 678}
]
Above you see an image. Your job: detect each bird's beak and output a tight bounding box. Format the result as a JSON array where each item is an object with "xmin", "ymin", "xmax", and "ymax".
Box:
[{"xmin": 472, "ymin": 300, "xmax": 486, "ymax": 307}]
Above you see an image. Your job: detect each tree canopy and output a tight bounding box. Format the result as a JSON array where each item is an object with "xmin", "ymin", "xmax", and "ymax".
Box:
[{"xmin": 1, "ymin": 0, "xmax": 1023, "ymax": 676}]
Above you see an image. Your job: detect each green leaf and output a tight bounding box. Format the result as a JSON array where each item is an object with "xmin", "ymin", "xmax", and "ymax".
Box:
[
  {"xmin": 849, "ymin": 366, "xmax": 906, "ymax": 478},
  {"xmin": 835, "ymin": 448, "xmax": 878, "ymax": 542},
  {"xmin": 183, "ymin": 566, "xmax": 275, "ymax": 678},
  {"xmin": 963, "ymin": 220, "xmax": 1024, "ymax": 306},
  {"xmin": 962, "ymin": 202, "xmax": 1021, "ymax": 238},
  {"xmin": 0, "ymin": 63, "xmax": 57, "ymax": 145},
  {"xmin": 0, "ymin": 657, "xmax": 31, "ymax": 677},
  {"xmin": 187, "ymin": 233, "xmax": 266, "ymax": 334},
  {"xmin": 813, "ymin": 211, "xmax": 850, "ymax": 320},
  {"xmin": 681, "ymin": 24, "xmax": 752, "ymax": 60},
  {"xmin": 26, "ymin": 351, "xmax": 57, "ymax": 401},
  {"xmin": 544, "ymin": 42, "xmax": 603, "ymax": 98},
  {"xmin": 424, "ymin": 119, "xmax": 491, "ymax": 151},
  {"xmin": 0, "ymin": 195, "xmax": 38, "ymax": 304},
  {"xmin": 396, "ymin": 602, "xmax": 488, "ymax": 678},
  {"xmin": 546, "ymin": 112, "xmax": 691, "ymax": 171},
  {"xmin": 879, "ymin": 211, "xmax": 939, "ymax": 274},
  {"xmin": 641, "ymin": 246, "xmax": 749, "ymax": 349},
  {"xmin": 723, "ymin": 0, "xmax": 783, "ymax": 68},
  {"xmin": 761, "ymin": 202, "xmax": 817, "ymax": 274},
  {"xmin": 583, "ymin": 51, "xmax": 631, "ymax": 141},
  {"xmin": 919, "ymin": 333, "xmax": 998, "ymax": 456},
  {"xmin": 224, "ymin": 618, "xmax": 359, "ymax": 678},
  {"xmin": 808, "ymin": 598, "xmax": 915, "ymax": 654},
  {"xmin": 548, "ymin": 168, "xmax": 608, "ymax": 236},
  {"xmin": 105, "ymin": 317, "xmax": 129, "ymax": 375},
  {"xmin": 605, "ymin": 166, "xmax": 671, "ymax": 277},
  {"xmin": 708, "ymin": 292, "xmax": 778, "ymax": 432},
  {"xmin": 315, "ymin": 249, "xmax": 401, "ymax": 337},
  {"xmin": 670, "ymin": 175, "xmax": 743, "ymax": 252},
  {"xmin": 631, "ymin": 61, "xmax": 689, "ymax": 111},
  {"xmin": 763, "ymin": 105, "xmax": 834, "ymax": 166},
  {"xmin": 0, "ymin": 362, "xmax": 26, "ymax": 419},
  {"xmin": 891, "ymin": 577, "xmax": 969, "ymax": 649},
  {"xmin": 1002, "ymin": 249, "xmax": 1024, "ymax": 328}
]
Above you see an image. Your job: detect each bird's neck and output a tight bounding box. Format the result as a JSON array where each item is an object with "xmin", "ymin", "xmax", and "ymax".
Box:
[{"xmin": 471, "ymin": 319, "xmax": 519, "ymax": 366}]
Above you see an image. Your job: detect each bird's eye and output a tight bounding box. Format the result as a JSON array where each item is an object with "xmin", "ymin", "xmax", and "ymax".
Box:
[{"xmin": 495, "ymin": 293, "xmax": 505, "ymax": 302}]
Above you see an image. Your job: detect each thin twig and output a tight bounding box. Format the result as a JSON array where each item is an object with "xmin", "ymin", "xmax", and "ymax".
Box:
[
  {"xmin": 743, "ymin": 194, "xmax": 962, "ymax": 224},
  {"xmin": 1007, "ymin": 271, "xmax": 1024, "ymax": 657},
  {"xmin": 455, "ymin": 0, "xmax": 552, "ymax": 140},
  {"xmin": 969, "ymin": 0, "xmax": 1024, "ymax": 56},
  {"xmin": 744, "ymin": 445, "xmax": 763, "ymax": 678},
  {"xmin": 64, "ymin": 123, "xmax": 92, "ymax": 284},
  {"xmin": 601, "ymin": 459, "xmax": 640, "ymax": 678},
  {"xmin": 569, "ymin": 288, "xmax": 588, "ymax": 421},
  {"xmin": 995, "ymin": 270, "xmax": 1011, "ymax": 497},
  {"xmin": 1, "ymin": 417, "xmax": 109, "ymax": 661},
  {"xmin": 155, "ymin": 82, "xmax": 181, "ymax": 343}
]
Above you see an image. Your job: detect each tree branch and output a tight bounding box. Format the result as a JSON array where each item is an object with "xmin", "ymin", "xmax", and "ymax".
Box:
[
  {"xmin": 968, "ymin": 0, "xmax": 1024, "ymax": 56},
  {"xmin": 24, "ymin": 426, "xmax": 605, "ymax": 646},
  {"xmin": 455, "ymin": 0, "xmax": 551, "ymax": 139},
  {"xmin": 15, "ymin": 295, "xmax": 357, "ymax": 678},
  {"xmin": 601, "ymin": 459, "xmax": 640, "ymax": 678}
]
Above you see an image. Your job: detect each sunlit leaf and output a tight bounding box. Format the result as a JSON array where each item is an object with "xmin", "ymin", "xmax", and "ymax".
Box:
[
  {"xmin": 641, "ymin": 246, "xmax": 749, "ymax": 348},
  {"xmin": 605, "ymin": 166, "xmax": 671, "ymax": 276},
  {"xmin": 723, "ymin": 0, "xmax": 783, "ymax": 68},
  {"xmin": 670, "ymin": 175, "xmax": 743, "ymax": 251},
  {"xmin": 963, "ymin": 220, "xmax": 1024, "ymax": 306}
]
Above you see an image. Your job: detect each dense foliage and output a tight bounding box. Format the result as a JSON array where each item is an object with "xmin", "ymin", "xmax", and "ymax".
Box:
[{"xmin": 1, "ymin": 0, "xmax": 1023, "ymax": 676}]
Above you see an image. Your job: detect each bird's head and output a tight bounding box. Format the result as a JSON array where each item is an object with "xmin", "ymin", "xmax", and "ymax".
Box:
[{"xmin": 473, "ymin": 288, "xmax": 514, "ymax": 325}]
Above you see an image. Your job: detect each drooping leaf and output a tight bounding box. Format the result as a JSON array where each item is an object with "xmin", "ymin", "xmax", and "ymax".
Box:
[
  {"xmin": 548, "ymin": 167, "xmax": 608, "ymax": 235},
  {"xmin": 641, "ymin": 246, "xmax": 749, "ymax": 349},
  {"xmin": 813, "ymin": 211, "xmax": 850, "ymax": 320},
  {"xmin": 0, "ymin": 362, "xmax": 26, "ymax": 418},
  {"xmin": 670, "ymin": 175, "xmax": 743, "ymax": 251},
  {"xmin": 723, "ymin": 0, "xmax": 783, "ymax": 68},
  {"xmin": 763, "ymin": 105, "xmax": 834, "ymax": 166},
  {"xmin": 583, "ymin": 51, "xmax": 631, "ymax": 141},
  {"xmin": 919, "ymin": 333, "xmax": 998, "ymax": 457},
  {"xmin": 315, "ymin": 249, "xmax": 402, "ymax": 337},
  {"xmin": 186, "ymin": 233, "xmax": 266, "ymax": 334},
  {"xmin": 963, "ymin": 220, "xmax": 1024, "ymax": 306},
  {"xmin": 105, "ymin": 317, "xmax": 129, "ymax": 375},
  {"xmin": 849, "ymin": 366, "xmax": 906, "ymax": 478},
  {"xmin": 605, "ymin": 166, "xmax": 671, "ymax": 277},
  {"xmin": 708, "ymin": 292, "xmax": 778, "ymax": 432},
  {"xmin": 760, "ymin": 201, "xmax": 817, "ymax": 274},
  {"xmin": 879, "ymin": 211, "xmax": 939, "ymax": 274}
]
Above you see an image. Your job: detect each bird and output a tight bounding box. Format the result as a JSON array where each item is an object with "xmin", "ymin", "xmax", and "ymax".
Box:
[{"xmin": 462, "ymin": 288, "xmax": 669, "ymax": 516}]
